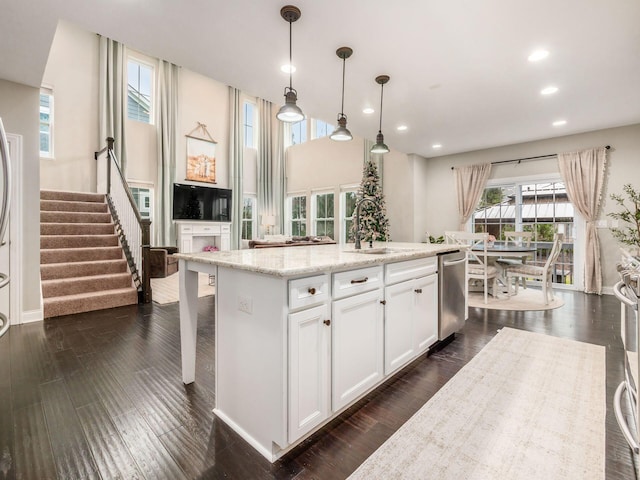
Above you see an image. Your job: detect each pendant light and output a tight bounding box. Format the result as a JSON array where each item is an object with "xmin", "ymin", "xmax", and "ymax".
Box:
[
  {"xmin": 330, "ymin": 47, "xmax": 353, "ymax": 142},
  {"xmin": 370, "ymin": 75, "xmax": 390, "ymax": 154},
  {"xmin": 277, "ymin": 6, "xmax": 305, "ymax": 123}
]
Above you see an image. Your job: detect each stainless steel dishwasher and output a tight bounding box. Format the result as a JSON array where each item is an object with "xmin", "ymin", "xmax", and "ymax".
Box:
[{"xmin": 438, "ymin": 250, "xmax": 467, "ymax": 340}]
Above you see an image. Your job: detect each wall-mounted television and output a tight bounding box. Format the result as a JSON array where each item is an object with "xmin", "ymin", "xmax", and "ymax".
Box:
[{"xmin": 172, "ymin": 183, "xmax": 232, "ymax": 222}]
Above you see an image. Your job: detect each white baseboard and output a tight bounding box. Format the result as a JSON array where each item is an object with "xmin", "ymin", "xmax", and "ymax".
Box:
[{"xmin": 21, "ymin": 308, "xmax": 43, "ymax": 324}]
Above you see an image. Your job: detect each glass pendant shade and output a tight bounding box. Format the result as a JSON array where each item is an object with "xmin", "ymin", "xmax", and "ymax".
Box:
[
  {"xmin": 371, "ymin": 131, "xmax": 390, "ymax": 154},
  {"xmin": 277, "ymin": 88, "xmax": 304, "ymax": 122},
  {"xmin": 330, "ymin": 114, "xmax": 352, "ymax": 141},
  {"xmin": 278, "ymin": 6, "xmax": 304, "ymax": 123},
  {"xmin": 370, "ymin": 75, "xmax": 390, "ymax": 154}
]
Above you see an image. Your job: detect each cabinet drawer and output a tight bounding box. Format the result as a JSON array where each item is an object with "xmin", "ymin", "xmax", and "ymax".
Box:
[
  {"xmin": 180, "ymin": 224, "xmax": 193, "ymax": 233},
  {"xmin": 385, "ymin": 257, "xmax": 437, "ymax": 285},
  {"xmin": 333, "ymin": 266, "xmax": 383, "ymax": 300},
  {"xmin": 289, "ymin": 274, "xmax": 330, "ymax": 310},
  {"xmin": 221, "ymin": 224, "xmax": 231, "ymax": 233},
  {"xmin": 193, "ymin": 225, "xmax": 221, "ymax": 235}
]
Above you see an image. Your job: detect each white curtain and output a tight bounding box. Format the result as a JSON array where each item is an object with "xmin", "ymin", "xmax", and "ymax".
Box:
[
  {"xmin": 274, "ymin": 120, "xmax": 285, "ymax": 234},
  {"xmin": 98, "ymin": 37, "xmax": 127, "ymax": 174},
  {"xmin": 229, "ymin": 87, "xmax": 244, "ymax": 249},
  {"xmin": 557, "ymin": 147, "xmax": 608, "ymax": 294},
  {"xmin": 155, "ymin": 61, "xmax": 179, "ymax": 246},
  {"xmin": 453, "ymin": 163, "xmax": 492, "ymax": 230},
  {"xmin": 257, "ymin": 99, "xmax": 273, "ymax": 231}
]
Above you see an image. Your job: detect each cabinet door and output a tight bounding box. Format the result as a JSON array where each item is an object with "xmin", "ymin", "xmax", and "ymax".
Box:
[
  {"xmin": 414, "ymin": 273, "xmax": 438, "ymax": 353},
  {"xmin": 384, "ymin": 280, "xmax": 416, "ymax": 375},
  {"xmin": 332, "ymin": 289, "xmax": 384, "ymax": 411},
  {"xmin": 181, "ymin": 238, "xmax": 193, "ymax": 254},
  {"xmin": 220, "ymin": 234, "xmax": 231, "ymax": 251},
  {"xmin": 288, "ymin": 304, "xmax": 331, "ymax": 443}
]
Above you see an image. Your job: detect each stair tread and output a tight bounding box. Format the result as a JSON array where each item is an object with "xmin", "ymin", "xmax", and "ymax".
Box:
[
  {"xmin": 41, "ymin": 272, "xmax": 132, "ymax": 285},
  {"xmin": 41, "ymin": 246, "xmax": 122, "ymax": 252},
  {"xmin": 44, "ymin": 287, "xmax": 137, "ymax": 303}
]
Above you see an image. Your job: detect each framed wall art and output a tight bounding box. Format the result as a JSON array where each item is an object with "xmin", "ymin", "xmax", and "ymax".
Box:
[{"xmin": 185, "ymin": 122, "xmax": 217, "ymax": 183}]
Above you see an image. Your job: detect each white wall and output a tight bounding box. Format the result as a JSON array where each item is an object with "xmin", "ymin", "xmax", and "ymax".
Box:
[
  {"xmin": 40, "ymin": 20, "xmax": 99, "ymax": 192},
  {"xmin": 420, "ymin": 123, "xmax": 640, "ymax": 289},
  {"xmin": 0, "ymin": 79, "xmax": 41, "ymax": 315}
]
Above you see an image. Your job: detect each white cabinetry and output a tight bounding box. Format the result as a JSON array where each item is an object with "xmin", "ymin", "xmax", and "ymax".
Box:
[
  {"xmin": 331, "ymin": 268, "xmax": 384, "ymax": 411},
  {"xmin": 288, "ymin": 274, "xmax": 331, "ymax": 443},
  {"xmin": 288, "ymin": 304, "xmax": 331, "ymax": 443},
  {"xmin": 384, "ymin": 258, "xmax": 438, "ymax": 375},
  {"xmin": 175, "ymin": 221, "xmax": 231, "ymax": 253}
]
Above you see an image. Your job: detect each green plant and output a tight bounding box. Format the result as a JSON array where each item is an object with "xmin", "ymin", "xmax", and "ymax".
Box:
[
  {"xmin": 608, "ymin": 184, "xmax": 640, "ymax": 248},
  {"xmin": 428, "ymin": 235, "xmax": 445, "ymax": 244}
]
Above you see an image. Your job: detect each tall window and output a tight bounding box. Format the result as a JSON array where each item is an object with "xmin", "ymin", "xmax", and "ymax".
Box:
[
  {"xmin": 314, "ymin": 119, "xmax": 333, "ymax": 139},
  {"xmin": 243, "ymin": 101, "xmax": 255, "ymax": 148},
  {"xmin": 341, "ymin": 190, "xmax": 357, "ymax": 243},
  {"xmin": 473, "ymin": 181, "xmax": 574, "ymax": 285},
  {"xmin": 39, "ymin": 89, "xmax": 54, "ymax": 158},
  {"xmin": 242, "ymin": 196, "xmax": 256, "ymax": 240},
  {"xmin": 291, "ymin": 120, "xmax": 307, "ymax": 145},
  {"xmin": 289, "ymin": 195, "xmax": 307, "ymax": 236},
  {"xmin": 127, "ymin": 59, "xmax": 153, "ymax": 123},
  {"xmin": 313, "ymin": 192, "xmax": 334, "ymax": 239}
]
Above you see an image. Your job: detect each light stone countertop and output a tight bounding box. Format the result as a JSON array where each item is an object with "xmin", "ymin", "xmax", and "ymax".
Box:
[{"xmin": 174, "ymin": 242, "xmax": 461, "ymax": 277}]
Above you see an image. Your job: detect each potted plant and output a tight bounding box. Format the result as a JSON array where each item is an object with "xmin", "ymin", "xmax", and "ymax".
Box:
[{"xmin": 608, "ymin": 184, "xmax": 640, "ymax": 252}]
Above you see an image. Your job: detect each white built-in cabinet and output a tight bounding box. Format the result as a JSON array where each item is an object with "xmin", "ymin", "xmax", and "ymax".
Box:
[{"xmin": 175, "ymin": 221, "xmax": 231, "ymax": 253}]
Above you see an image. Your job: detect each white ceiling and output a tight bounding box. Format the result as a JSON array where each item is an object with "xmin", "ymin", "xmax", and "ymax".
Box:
[{"xmin": 1, "ymin": 0, "xmax": 639, "ymax": 158}]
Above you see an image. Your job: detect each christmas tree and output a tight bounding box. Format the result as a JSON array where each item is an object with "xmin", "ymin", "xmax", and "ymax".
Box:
[{"xmin": 349, "ymin": 160, "xmax": 391, "ymax": 244}]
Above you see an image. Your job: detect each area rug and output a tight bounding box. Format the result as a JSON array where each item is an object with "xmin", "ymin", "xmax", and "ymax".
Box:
[
  {"xmin": 348, "ymin": 328, "xmax": 605, "ymax": 480},
  {"xmin": 468, "ymin": 288, "xmax": 564, "ymax": 311},
  {"xmin": 150, "ymin": 272, "xmax": 215, "ymax": 305}
]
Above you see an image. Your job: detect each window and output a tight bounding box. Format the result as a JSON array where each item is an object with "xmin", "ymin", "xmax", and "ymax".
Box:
[
  {"xmin": 313, "ymin": 192, "xmax": 334, "ymax": 239},
  {"xmin": 39, "ymin": 89, "xmax": 54, "ymax": 157},
  {"xmin": 473, "ymin": 180, "xmax": 575, "ymax": 285},
  {"xmin": 127, "ymin": 59, "xmax": 153, "ymax": 123},
  {"xmin": 341, "ymin": 190, "xmax": 357, "ymax": 243},
  {"xmin": 314, "ymin": 119, "xmax": 333, "ymax": 139},
  {"xmin": 242, "ymin": 196, "xmax": 256, "ymax": 240},
  {"xmin": 131, "ymin": 187, "xmax": 153, "ymax": 220},
  {"xmin": 291, "ymin": 119, "xmax": 307, "ymax": 145},
  {"xmin": 243, "ymin": 102, "xmax": 255, "ymax": 148},
  {"xmin": 289, "ymin": 195, "xmax": 307, "ymax": 236}
]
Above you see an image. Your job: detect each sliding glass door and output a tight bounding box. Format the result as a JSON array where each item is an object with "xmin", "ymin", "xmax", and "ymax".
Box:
[{"xmin": 473, "ymin": 180, "xmax": 576, "ymax": 287}]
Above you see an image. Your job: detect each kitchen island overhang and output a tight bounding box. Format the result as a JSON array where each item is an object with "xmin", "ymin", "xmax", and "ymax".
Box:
[{"xmin": 176, "ymin": 242, "xmax": 462, "ymax": 462}]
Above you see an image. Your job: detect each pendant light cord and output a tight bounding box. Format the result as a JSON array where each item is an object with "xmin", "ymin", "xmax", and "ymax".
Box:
[
  {"xmin": 378, "ymin": 83, "xmax": 384, "ymax": 132},
  {"xmin": 340, "ymin": 56, "xmax": 346, "ymax": 116},
  {"xmin": 288, "ymin": 21, "xmax": 293, "ymax": 90}
]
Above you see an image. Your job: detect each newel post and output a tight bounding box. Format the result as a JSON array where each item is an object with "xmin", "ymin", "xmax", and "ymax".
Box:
[{"xmin": 141, "ymin": 218, "xmax": 152, "ymax": 303}]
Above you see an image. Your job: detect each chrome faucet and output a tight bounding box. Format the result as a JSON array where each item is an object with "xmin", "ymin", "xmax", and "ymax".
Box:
[{"xmin": 354, "ymin": 197, "xmax": 379, "ymax": 249}]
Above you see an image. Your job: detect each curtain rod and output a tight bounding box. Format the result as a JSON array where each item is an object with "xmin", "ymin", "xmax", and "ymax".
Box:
[{"xmin": 450, "ymin": 145, "xmax": 611, "ymax": 170}]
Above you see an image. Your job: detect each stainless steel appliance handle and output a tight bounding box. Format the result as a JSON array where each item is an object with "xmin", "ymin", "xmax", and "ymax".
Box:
[
  {"xmin": 443, "ymin": 258, "xmax": 467, "ymax": 267},
  {"xmin": 614, "ymin": 381, "xmax": 640, "ymax": 453},
  {"xmin": 614, "ymin": 281, "xmax": 637, "ymax": 308},
  {"xmin": 0, "ymin": 118, "xmax": 11, "ymax": 246}
]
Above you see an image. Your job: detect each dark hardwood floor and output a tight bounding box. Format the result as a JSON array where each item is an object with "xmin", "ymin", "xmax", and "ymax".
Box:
[{"xmin": 0, "ymin": 289, "xmax": 636, "ymax": 479}]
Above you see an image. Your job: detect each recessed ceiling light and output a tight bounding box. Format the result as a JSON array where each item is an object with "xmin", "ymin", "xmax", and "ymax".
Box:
[
  {"xmin": 552, "ymin": 120, "xmax": 567, "ymax": 127},
  {"xmin": 528, "ymin": 49, "xmax": 549, "ymax": 62},
  {"xmin": 432, "ymin": 144, "xmax": 442, "ymax": 149},
  {"xmin": 397, "ymin": 125, "xmax": 408, "ymax": 131},
  {"xmin": 280, "ymin": 64, "xmax": 296, "ymax": 74},
  {"xmin": 541, "ymin": 86, "xmax": 558, "ymax": 95},
  {"xmin": 362, "ymin": 107, "xmax": 375, "ymax": 114}
]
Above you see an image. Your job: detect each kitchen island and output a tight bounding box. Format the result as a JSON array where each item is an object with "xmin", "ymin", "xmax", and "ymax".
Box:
[{"xmin": 175, "ymin": 242, "xmax": 460, "ymax": 462}]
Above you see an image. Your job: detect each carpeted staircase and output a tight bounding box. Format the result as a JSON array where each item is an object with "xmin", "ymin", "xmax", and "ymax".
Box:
[{"xmin": 40, "ymin": 190, "xmax": 138, "ymax": 318}]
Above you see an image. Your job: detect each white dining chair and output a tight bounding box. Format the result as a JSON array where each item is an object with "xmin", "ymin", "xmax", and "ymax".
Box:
[
  {"xmin": 445, "ymin": 231, "xmax": 499, "ymax": 304},
  {"xmin": 496, "ymin": 231, "xmax": 534, "ymax": 290},
  {"xmin": 505, "ymin": 233, "xmax": 564, "ymax": 304}
]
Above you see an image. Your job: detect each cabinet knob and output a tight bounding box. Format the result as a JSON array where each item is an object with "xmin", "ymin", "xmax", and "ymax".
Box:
[
  {"xmin": 380, "ymin": 300, "xmax": 387, "ymax": 305},
  {"xmin": 308, "ymin": 287, "xmax": 316, "ymax": 295},
  {"xmin": 323, "ymin": 319, "xmax": 331, "ymax": 326},
  {"xmin": 414, "ymin": 288, "xmax": 423, "ymax": 294}
]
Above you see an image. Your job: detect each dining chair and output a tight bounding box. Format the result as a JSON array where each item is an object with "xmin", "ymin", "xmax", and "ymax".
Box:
[
  {"xmin": 505, "ymin": 233, "xmax": 564, "ymax": 304},
  {"xmin": 445, "ymin": 231, "xmax": 499, "ymax": 304},
  {"xmin": 496, "ymin": 231, "xmax": 534, "ymax": 289}
]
